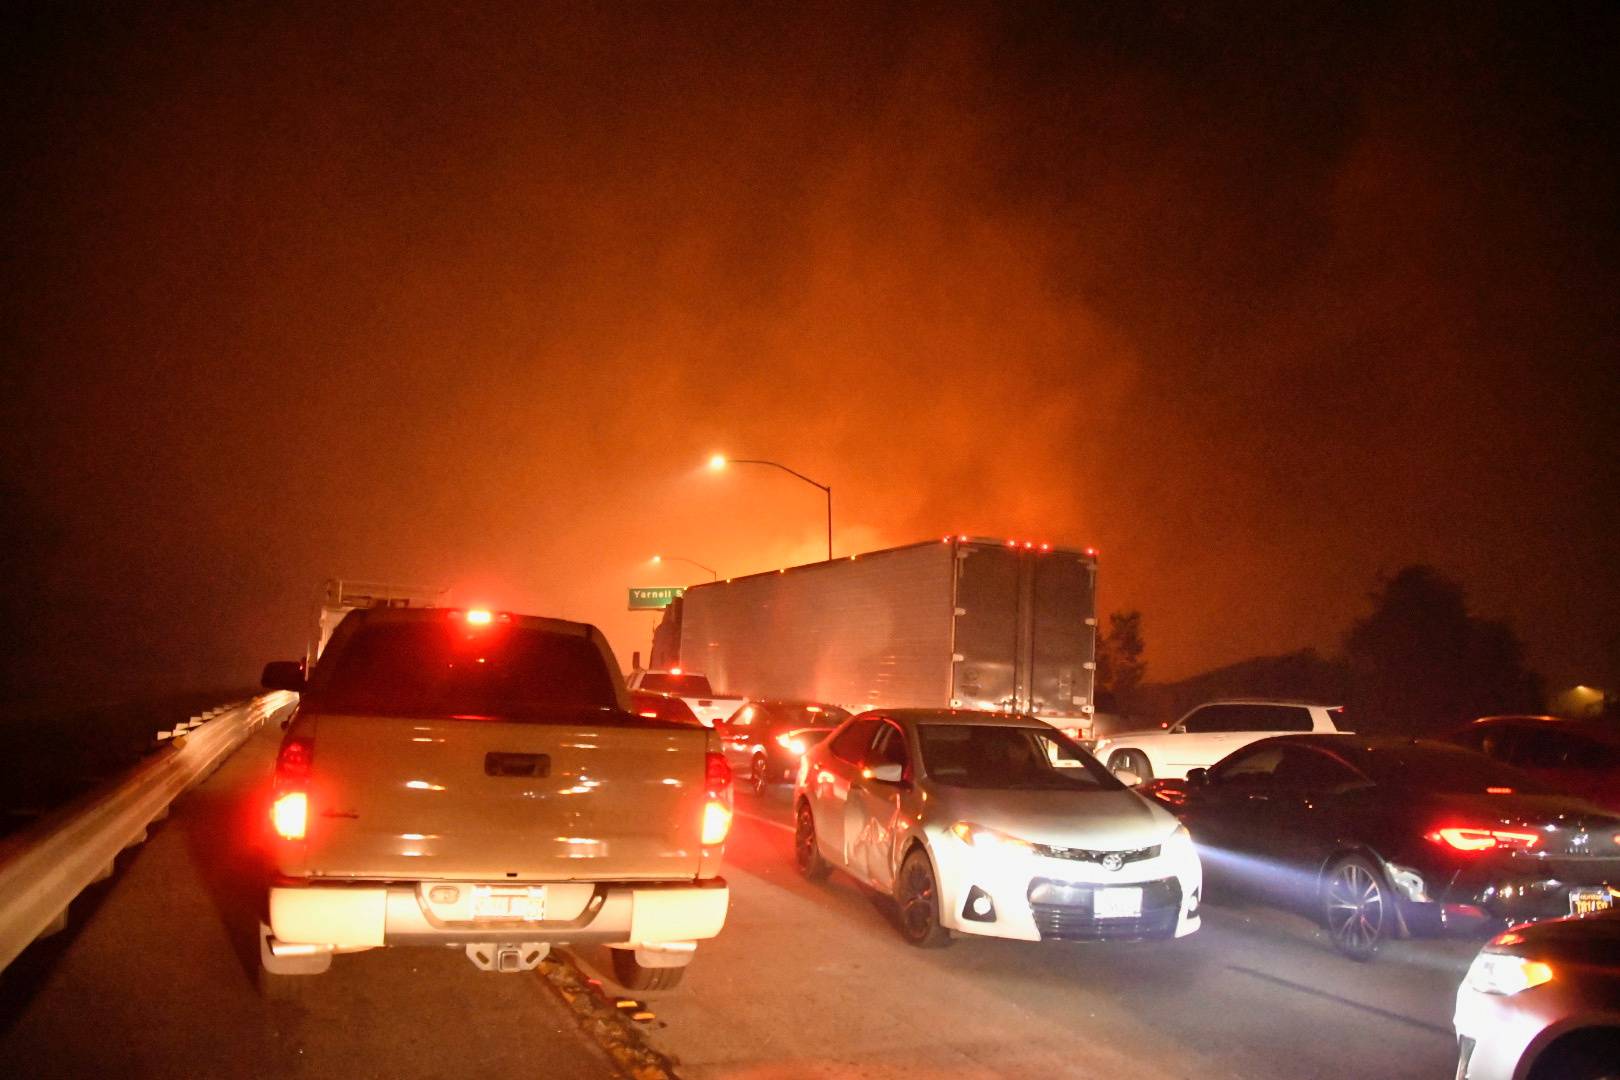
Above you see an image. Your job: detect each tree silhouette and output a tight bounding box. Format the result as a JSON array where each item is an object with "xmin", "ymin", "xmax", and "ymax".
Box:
[
  {"xmin": 1096, "ymin": 610, "xmax": 1146, "ymax": 714},
  {"xmin": 1344, "ymin": 565, "xmax": 1542, "ymax": 733}
]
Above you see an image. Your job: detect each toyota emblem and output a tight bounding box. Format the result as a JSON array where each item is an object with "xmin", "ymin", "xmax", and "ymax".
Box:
[{"xmin": 1101, "ymin": 852, "xmax": 1124, "ymax": 872}]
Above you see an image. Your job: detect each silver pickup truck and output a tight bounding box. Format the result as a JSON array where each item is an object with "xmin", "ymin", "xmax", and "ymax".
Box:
[{"xmin": 257, "ymin": 606, "xmax": 731, "ymax": 993}]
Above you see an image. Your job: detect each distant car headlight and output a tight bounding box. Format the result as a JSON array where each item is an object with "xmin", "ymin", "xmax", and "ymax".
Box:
[
  {"xmin": 1465, "ymin": 951, "xmax": 1554, "ymax": 996},
  {"xmin": 949, "ymin": 821, "xmax": 1034, "ymax": 855}
]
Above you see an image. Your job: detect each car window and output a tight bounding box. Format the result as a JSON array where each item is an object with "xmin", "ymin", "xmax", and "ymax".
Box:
[
  {"xmin": 828, "ymin": 718, "xmax": 881, "ymax": 765},
  {"xmin": 309, "ymin": 620, "xmax": 618, "ymax": 718},
  {"xmin": 1210, "ymin": 744, "xmax": 1286, "ymax": 785},
  {"xmin": 916, "ymin": 725, "xmax": 1120, "ymax": 791},
  {"xmin": 1179, "ymin": 706, "xmax": 1227, "ymax": 733},
  {"xmin": 1251, "ymin": 706, "xmax": 1314, "ymax": 732},
  {"xmin": 637, "ymin": 672, "xmax": 715, "ymax": 695},
  {"xmin": 866, "ymin": 721, "xmax": 910, "ymax": 771},
  {"xmin": 1272, "ymin": 747, "xmax": 1366, "ymax": 791},
  {"xmin": 1516, "ymin": 729, "xmax": 1611, "ymax": 770}
]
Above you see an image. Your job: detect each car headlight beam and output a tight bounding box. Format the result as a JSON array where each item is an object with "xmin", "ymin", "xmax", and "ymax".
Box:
[
  {"xmin": 949, "ymin": 821, "xmax": 1034, "ymax": 854},
  {"xmin": 1465, "ymin": 951, "xmax": 1554, "ymax": 996}
]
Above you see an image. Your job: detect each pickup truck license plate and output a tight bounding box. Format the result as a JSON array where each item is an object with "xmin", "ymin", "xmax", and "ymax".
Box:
[
  {"xmin": 1569, "ymin": 887, "xmax": 1612, "ymax": 916},
  {"xmin": 474, "ymin": 885, "xmax": 547, "ymax": 920},
  {"xmin": 1095, "ymin": 887, "xmax": 1143, "ymax": 919}
]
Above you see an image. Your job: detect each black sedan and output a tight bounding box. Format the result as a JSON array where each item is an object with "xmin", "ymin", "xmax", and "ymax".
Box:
[
  {"xmin": 1144, "ymin": 734, "xmax": 1620, "ymax": 960},
  {"xmin": 718, "ymin": 700, "xmax": 850, "ymax": 795}
]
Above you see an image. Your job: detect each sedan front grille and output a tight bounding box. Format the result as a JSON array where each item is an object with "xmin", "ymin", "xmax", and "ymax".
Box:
[
  {"xmin": 1027, "ymin": 877, "xmax": 1182, "ymax": 942},
  {"xmin": 1029, "ymin": 842, "xmax": 1161, "ymax": 866}
]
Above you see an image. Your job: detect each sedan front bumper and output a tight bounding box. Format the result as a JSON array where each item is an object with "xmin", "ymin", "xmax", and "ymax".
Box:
[{"xmin": 928, "ymin": 832, "xmax": 1202, "ymax": 943}]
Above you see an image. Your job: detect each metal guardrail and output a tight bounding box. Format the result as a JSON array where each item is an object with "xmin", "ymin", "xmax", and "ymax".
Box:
[{"xmin": 0, "ymin": 691, "xmax": 296, "ymax": 972}]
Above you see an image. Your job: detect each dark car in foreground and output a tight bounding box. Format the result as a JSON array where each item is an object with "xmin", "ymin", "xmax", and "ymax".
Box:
[
  {"xmin": 1449, "ymin": 715, "xmax": 1620, "ymax": 814},
  {"xmin": 718, "ymin": 700, "xmax": 850, "ymax": 794},
  {"xmin": 1454, "ymin": 910, "xmax": 1620, "ymax": 1080},
  {"xmin": 1144, "ymin": 734, "xmax": 1620, "ymax": 959}
]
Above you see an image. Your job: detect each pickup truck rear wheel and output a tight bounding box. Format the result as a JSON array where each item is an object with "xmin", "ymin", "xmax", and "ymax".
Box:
[
  {"xmin": 610, "ymin": 947, "xmax": 686, "ymax": 991},
  {"xmin": 795, "ymin": 801, "xmax": 830, "ymax": 881}
]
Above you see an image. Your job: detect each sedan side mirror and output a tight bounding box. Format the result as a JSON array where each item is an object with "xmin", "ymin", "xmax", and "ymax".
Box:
[
  {"xmin": 1186, "ymin": 767, "xmax": 1209, "ymax": 787},
  {"xmin": 1113, "ymin": 768, "xmax": 1142, "ymax": 787},
  {"xmin": 864, "ymin": 763, "xmax": 905, "ymax": 784},
  {"xmin": 260, "ymin": 660, "xmax": 305, "ymax": 692}
]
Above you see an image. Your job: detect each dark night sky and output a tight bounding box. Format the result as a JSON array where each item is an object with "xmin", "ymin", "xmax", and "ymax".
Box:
[{"xmin": 2, "ymin": 2, "xmax": 1616, "ymax": 709}]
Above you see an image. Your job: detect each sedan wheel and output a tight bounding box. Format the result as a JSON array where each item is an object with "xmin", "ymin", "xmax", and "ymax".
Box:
[
  {"xmin": 1323, "ymin": 856, "xmax": 1391, "ymax": 961},
  {"xmin": 750, "ymin": 754, "xmax": 768, "ymax": 797},
  {"xmin": 896, "ymin": 850, "xmax": 951, "ymax": 948},
  {"xmin": 794, "ymin": 801, "xmax": 830, "ymax": 881}
]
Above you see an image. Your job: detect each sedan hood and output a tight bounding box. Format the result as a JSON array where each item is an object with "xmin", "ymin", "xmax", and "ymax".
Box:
[{"xmin": 932, "ymin": 786, "xmax": 1177, "ymax": 849}]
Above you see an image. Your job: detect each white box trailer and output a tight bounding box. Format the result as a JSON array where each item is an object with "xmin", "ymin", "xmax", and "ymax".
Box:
[{"xmin": 658, "ymin": 537, "xmax": 1099, "ymax": 738}]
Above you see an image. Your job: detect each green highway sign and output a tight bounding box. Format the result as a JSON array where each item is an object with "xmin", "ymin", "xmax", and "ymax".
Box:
[{"xmin": 628, "ymin": 586, "xmax": 684, "ymax": 610}]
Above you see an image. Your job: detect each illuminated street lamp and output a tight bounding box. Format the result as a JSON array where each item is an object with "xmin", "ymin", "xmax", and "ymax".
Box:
[
  {"xmin": 708, "ymin": 454, "xmax": 833, "ymax": 561},
  {"xmin": 651, "ymin": 554, "xmax": 717, "ymax": 582}
]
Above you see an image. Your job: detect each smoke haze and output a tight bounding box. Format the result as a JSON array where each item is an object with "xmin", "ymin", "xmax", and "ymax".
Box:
[{"xmin": 3, "ymin": 2, "xmax": 1615, "ymax": 708}]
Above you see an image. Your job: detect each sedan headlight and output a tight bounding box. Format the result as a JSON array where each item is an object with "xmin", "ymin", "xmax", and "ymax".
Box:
[
  {"xmin": 1163, "ymin": 823, "xmax": 1195, "ymax": 858},
  {"xmin": 949, "ymin": 821, "xmax": 1034, "ymax": 855},
  {"xmin": 1465, "ymin": 951, "xmax": 1554, "ymax": 996}
]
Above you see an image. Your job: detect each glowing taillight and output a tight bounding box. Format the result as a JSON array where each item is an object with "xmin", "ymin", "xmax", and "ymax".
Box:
[
  {"xmin": 671, "ymin": 667, "xmax": 683, "ymax": 675},
  {"xmin": 702, "ymin": 801, "xmax": 732, "ymax": 845},
  {"xmin": 776, "ymin": 733, "xmax": 808, "ymax": 756},
  {"xmin": 276, "ymin": 736, "xmax": 313, "ymax": 780},
  {"xmin": 703, "ymin": 751, "xmax": 732, "ymax": 846},
  {"xmin": 272, "ymin": 735, "xmax": 313, "ymax": 840},
  {"xmin": 271, "ymin": 792, "xmax": 308, "ymax": 840},
  {"xmin": 1428, "ymin": 827, "xmax": 1542, "ymax": 852},
  {"xmin": 465, "ymin": 609, "xmax": 493, "ymax": 624}
]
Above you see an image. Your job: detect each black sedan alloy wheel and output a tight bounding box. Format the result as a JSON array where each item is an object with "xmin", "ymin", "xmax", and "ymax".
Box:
[{"xmin": 1323, "ymin": 856, "xmax": 1390, "ymax": 961}]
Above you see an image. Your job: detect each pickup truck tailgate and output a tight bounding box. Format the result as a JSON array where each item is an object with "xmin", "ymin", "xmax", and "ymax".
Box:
[{"xmin": 296, "ymin": 714, "xmax": 712, "ymax": 882}]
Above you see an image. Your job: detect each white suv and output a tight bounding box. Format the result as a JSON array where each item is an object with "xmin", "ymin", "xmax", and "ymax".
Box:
[{"xmin": 1092, "ymin": 700, "xmax": 1347, "ymax": 782}]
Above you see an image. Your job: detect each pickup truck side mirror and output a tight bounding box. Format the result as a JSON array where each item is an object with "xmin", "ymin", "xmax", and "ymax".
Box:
[
  {"xmin": 1186, "ymin": 767, "xmax": 1209, "ymax": 787},
  {"xmin": 864, "ymin": 763, "xmax": 905, "ymax": 784},
  {"xmin": 261, "ymin": 660, "xmax": 305, "ymax": 692}
]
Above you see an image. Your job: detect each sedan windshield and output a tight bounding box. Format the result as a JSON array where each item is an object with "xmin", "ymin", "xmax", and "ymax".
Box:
[{"xmin": 917, "ymin": 725, "xmax": 1121, "ymax": 791}]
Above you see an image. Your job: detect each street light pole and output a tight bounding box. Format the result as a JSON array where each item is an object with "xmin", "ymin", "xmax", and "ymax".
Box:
[
  {"xmin": 709, "ymin": 456, "xmax": 833, "ymax": 561},
  {"xmin": 651, "ymin": 554, "xmax": 718, "ymax": 582}
]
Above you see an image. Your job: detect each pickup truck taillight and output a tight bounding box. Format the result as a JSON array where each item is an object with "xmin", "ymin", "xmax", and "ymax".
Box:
[
  {"xmin": 271, "ymin": 735, "xmax": 314, "ymax": 841},
  {"xmin": 702, "ymin": 751, "xmax": 732, "ymax": 846}
]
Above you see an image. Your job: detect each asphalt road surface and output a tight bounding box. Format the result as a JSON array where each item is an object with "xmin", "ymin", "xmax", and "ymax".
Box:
[
  {"xmin": 608, "ymin": 784, "xmax": 1477, "ymax": 1080},
  {"xmin": 0, "ymin": 716, "xmax": 1478, "ymax": 1079}
]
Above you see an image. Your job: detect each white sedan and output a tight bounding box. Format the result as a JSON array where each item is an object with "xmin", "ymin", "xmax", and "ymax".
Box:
[{"xmin": 792, "ymin": 709, "xmax": 1201, "ymax": 946}]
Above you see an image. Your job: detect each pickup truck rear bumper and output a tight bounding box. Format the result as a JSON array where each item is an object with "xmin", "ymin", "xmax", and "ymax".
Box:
[{"xmin": 269, "ymin": 877, "xmax": 729, "ymax": 950}]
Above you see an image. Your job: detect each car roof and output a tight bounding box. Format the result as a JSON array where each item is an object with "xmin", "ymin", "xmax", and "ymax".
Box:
[
  {"xmin": 1190, "ymin": 699, "xmax": 1342, "ymax": 709},
  {"xmin": 866, "ymin": 709, "xmax": 1052, "ymax": 728},
  {"xmin": 1465, "ymin": 714, "xmax": 1620, "ymax": 744},
  {"xmin": 348, "ymin": 605, "xmax": 599, "ymax": 636},
  {"xmin": 1242, "ymin": 732, "xmax": 1477, "ymax": 756}
]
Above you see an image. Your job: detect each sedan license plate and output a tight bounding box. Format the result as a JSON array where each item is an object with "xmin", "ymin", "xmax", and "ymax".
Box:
[
  {"xmin": 474, "ymin": 885, "xmax": 546, "ymax": 920},
  {"xmin": 1094, "ymin": 887, "xmax": 1143, "ymax": 919},
  {"xmin": 1569, "ymin": 887, "xmax": 1612, "ymax": 917}
]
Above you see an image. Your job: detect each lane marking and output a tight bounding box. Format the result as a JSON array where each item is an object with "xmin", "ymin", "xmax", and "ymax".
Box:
[
  {"xmin": 735, "ymin": 808, "xmax": 794, "ymax": 834},
  {"xmin": 1228, "ymin": 965, "xmax": 1454, "ymax": 1036}
]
